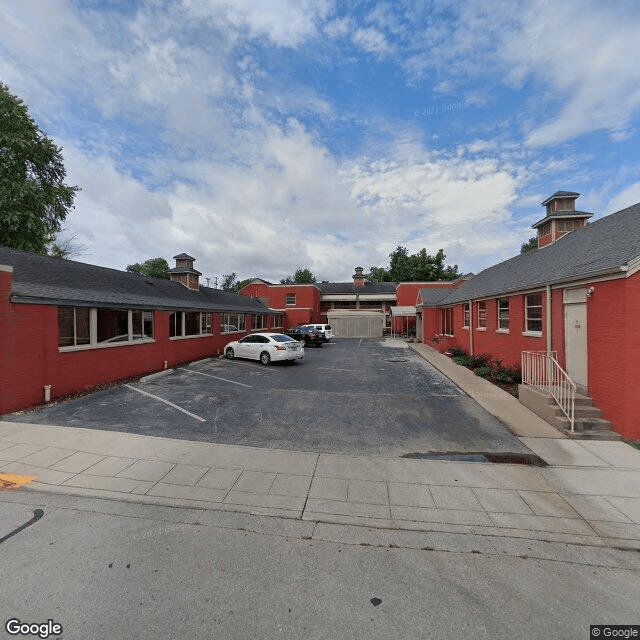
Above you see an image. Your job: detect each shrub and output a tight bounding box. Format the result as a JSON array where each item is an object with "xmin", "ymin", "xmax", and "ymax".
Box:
[
  {"xmin": 453, "ymin": 355, "xmax": 474, "ymax": 366},
  {"xmin": 490, "ymin": 365, "xmax": 522, "ymax": 385},
  {"xmin": 474, "ymin": 366, "xmax": 492, "ymax": 378},
  {"xmin": 448, "ymin": 345, "xmax": 468, "ymax": 358},
  {"xmin": 469, "ymin": 353, "xmax": 491, "ymax": 368}
]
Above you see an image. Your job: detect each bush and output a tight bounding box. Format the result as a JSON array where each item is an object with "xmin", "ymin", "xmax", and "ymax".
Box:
[
  {"xmin": 468, "ymin": 353, "xmax": 491, "ymax": 368},
  {"xmin": 491, "ymin": 365, "xmax": 522, "ymax": 385},
  {"xmin": 448, "ymin": 345, "xmax": 468, "ymax": 358},
  {"xmin": 453, "ymin": 355, "xmax": 474, "ymax": 366},
  {"xmin": 474, "ymin": 366, "xmax": 492, "ymax": 378}
]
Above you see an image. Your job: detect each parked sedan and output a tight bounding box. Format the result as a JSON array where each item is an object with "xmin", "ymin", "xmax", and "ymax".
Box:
[
  {"xmin": 224, "ymin": 333, "xmax": 304, "ymax": 365},
  {"xmin": 284, "ymin": 325, "xmax": 324, "ymax": 347}
]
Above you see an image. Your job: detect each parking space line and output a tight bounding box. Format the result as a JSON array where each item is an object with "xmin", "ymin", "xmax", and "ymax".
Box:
[
  {"xmin": 124, "ymin": 385, "xmax": 206, "ymax": 422},
  {"xmin": 181, "ymin": 369, "xmax": 252, "ymax": 388}
]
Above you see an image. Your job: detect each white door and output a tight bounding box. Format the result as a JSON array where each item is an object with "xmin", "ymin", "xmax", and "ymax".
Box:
[{"xmin": 565, "ymin": 302, "xmax": 587, "ymax": 389}]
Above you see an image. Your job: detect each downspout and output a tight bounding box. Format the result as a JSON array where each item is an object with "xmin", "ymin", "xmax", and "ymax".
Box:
[
  {"xmin": 468, "ymin": 300, "xmax": 474, "ymax": 356},
  {"xmin": 546, "ymin": 285, "xmax": 552, "ymax": 354}
]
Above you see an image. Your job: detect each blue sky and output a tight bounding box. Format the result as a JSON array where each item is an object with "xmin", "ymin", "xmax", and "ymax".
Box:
[{"xmin": 2, "ymin": 0, "xmax": 640, "ymax": 284}]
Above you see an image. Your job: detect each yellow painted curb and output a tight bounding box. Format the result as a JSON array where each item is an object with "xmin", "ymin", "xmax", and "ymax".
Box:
[{"xmin": 0, "ymin": 473, "xmax": 38, "ymax": 490}]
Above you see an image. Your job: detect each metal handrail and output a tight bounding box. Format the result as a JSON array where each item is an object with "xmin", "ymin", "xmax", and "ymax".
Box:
[{"xmin": 521, "ymin": 351, "xmax": 576, "ymax": 432}]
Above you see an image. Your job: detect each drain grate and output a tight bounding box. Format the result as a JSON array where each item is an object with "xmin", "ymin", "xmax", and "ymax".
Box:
[{"xmin": 400, "ymin": 451, "xmax": 547, "ymax": 466}]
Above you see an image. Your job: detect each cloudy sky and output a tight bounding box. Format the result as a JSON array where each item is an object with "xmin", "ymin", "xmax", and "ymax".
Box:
[{"xmin": 2, "ymin": 0, "xmax": 640, "ymax": 284}]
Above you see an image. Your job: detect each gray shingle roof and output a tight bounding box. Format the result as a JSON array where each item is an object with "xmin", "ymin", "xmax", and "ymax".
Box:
[
  {"xmin": 417, "ymin": 288, "xmax": 456, "ymax": 306},
  {"xmin": 441, "ymin": 202, "xmax": 640, "ymax": 305},
  {"xmin": 0, "ymin": 246, "xmax": 271, "ymax": 313},
  {"xmin": 317, "ymin": 281, "xmax": 397, "ymax": 295}
]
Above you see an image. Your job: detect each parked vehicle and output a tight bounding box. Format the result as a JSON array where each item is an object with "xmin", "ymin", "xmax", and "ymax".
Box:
[
  {"xmin": 284, "ymin": 325, "xmax": 324, "ymax": 347},
  {"xmin": 224, "ymin": 333, "xmax": 303, "ymax": 365},
  {"xmin": 303, "ymin": 323, "xmax": 333, "ymax": 341}
]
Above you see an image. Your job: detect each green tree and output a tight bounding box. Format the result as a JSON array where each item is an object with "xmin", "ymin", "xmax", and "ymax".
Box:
[
  {"xmin": 520, "ymin": 236, "xmax": 538, "ymax": 253},
  {"xmin": 220, "ymin": 272, "xmax": 238, "ymax": 291},
  {"xmin": 369, "ymin": 246, "xmax": 460, "ymax": 282},
  {"xmin": 126, "ymin": 257, "xmax": 170, "ymax": 279},
  {"xmin": 234, "ymin": 277, "xmax": 253, "ymax": 292},
  {"xmin": 0, "ymin": 82, "xmax": 80, "ymax": 254},
  {"xmin": 280, "ymin": 267, "xmax": 316, "ymax": 284}
]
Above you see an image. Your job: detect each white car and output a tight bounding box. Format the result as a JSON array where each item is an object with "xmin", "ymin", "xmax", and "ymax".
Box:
[
  {"xmin": 224, "ymin": 332, "xmax": 304, "ymax": 365},
  {"xmin": 304, "ymin": 324, "xmax": 333, "ymax": 341}
]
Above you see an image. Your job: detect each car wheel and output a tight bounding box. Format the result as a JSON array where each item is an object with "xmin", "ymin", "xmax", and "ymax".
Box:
[
  {"xmin": 260, "ymin": 351, "xmax": 271, "ymax": 365},
  {"xmin": 225, "ymin": 347, "xmax": 235, "ymax": 359}
]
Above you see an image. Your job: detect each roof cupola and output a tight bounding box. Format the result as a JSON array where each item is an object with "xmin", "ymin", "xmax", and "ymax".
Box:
[
  {"xmin": 532, "ymin": 191, "xmax": 593, "ymax": 248},
  {"xmin": 169, "ymin": 253, "xmax": 202, "ymax": 289}
]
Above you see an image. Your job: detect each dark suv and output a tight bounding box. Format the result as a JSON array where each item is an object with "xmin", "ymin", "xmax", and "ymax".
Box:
[{"xmin": 284, "ymin": 325, "xmax": 324, "ymax": 347}]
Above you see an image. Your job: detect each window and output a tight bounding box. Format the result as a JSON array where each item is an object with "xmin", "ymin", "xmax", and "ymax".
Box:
[
  {"xmin": 285, "ymin": 293, "xmax": 296, "ymax": 306},
  {"xmin": 132, "ymin": 310, "xmax": 154, "ymax": 340},
  {"xmin": 525, "ymin": 294, "xmax": 543, "ymax": 333},
  {"xmin": 58, "ymin": 307, "xmax": 90, "ymax": 347},
  {"xmin": 440, "ymin": 308, "xmax": 454, "ymax": 336},
  {"xmin": 540, "ymin": 222, "xmax": 551, "ymax": 237},
  {"xmin": 221, "ymin": 313, "xmax": 246, "ymax": 333},
  {"xmin": 171, "ymin": 311, "xmax": 214, "ymax": 338},
  {"xmin": 497, "ymin": 298, "xmax": 509, "ymax": 331},
  {"xmin": 254, "ymin": 314, "xmax": 267, "ymax": 331},
  {"xmin": 272, "ymin": 315, "xmax": 283, "ymax": 329},
  {"xmin": 477, "ymin": 301, "xmax": 487, "ymax": 329},
  {"xmin": 58, "ymin": 307, "xmax": 153, "ymax": 347},
  {"xmin": 463, "ymin": 303, "xmax": 471, "ymax": 328}
]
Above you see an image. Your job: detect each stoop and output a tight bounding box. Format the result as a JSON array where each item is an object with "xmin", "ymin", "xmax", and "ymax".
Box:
[{"xmin": 518, "ymin": 385, "xmax": 621, "ymax": 440}]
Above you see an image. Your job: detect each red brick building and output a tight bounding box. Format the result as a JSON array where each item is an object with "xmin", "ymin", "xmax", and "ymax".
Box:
[
  {"xmin": 417, "ymin": 193, "xmax": 640, "ymax": 441},
  {"xmin": 0, "ymin": 250, "xmax": 282, "ymax": 414},
  {"xmin": 239, "ymin": 268, "xmax": 464, "ymax": 338}
]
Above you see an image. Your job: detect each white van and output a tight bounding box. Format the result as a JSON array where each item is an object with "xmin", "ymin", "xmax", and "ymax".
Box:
[{"xmin": 304, "ymin": 324, "xmax": 333, "ymax": 341}]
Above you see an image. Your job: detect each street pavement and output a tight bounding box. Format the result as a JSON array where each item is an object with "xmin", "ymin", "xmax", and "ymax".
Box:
[{"xmin": 1, "ymin": 340, "xmax": 640, "ymax": 561}]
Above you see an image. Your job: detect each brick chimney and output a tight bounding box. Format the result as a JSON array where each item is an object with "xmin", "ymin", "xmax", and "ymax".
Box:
[
  {"xmin": 352, "ymin": 266, "xmax": 366, "ymax": 288},
  {"xmin": 169, "ymin": 253, "xmax": 201, "ymax": 289},
  {"xmin": 532, "ymin": 191, "xmax": 593, "ymax": 248}
]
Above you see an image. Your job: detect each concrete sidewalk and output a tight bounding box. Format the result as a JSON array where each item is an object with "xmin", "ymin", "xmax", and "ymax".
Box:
[
  {"xmin": 2, "ymin": 418, "xmax": 640, "ymax": 553},
  {"xmin": 2, "ymin": 340, "xmax": 640, "ymax": 558}
]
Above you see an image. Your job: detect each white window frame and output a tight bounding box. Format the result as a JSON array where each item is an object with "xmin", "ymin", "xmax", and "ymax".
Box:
[
  {"xmin": 477, "ymin": 301, "xmax": 487, "ymax": 330},
  {"xmin": 524, "ymin": 293, "xmax": 543, "ymax": 335},
  {"xmin": 497, "ymin": 298, "xmax": 509, "ymax": 332},
  {"xmin": 170, "ymin": 311, "xmax": 214, "ymax": 339},
  {"xmin": 440, "ymin": 307, "xmax": 454, "ymax": 337},
  {"xmin": 463, "ymin": 302, "xmax": 471, "ymax": 329},
  {"xmin": 59, "ymin": 307, "xmax": 154, "ymax": 351},
  {"xmin": 285, "ymin": 293, "xmax": 296, "ymax": 306}
]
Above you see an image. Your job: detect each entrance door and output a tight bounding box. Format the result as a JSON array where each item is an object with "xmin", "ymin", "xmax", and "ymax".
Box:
[{"xmin": 564, "ymin": 299, "xmax": 587, "ymax": 389}]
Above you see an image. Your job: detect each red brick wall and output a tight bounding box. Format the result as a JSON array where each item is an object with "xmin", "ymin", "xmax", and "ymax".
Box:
[
  {"xmin": 419, "ymin": 279, "xmax": 640, "ymax": 440},
  {"xmin": 587, "ymin": 275, "xmax": 640, "ymax": 439},
  {"xmin": 239, "ymin": 282, "xmax": 322, "ymax": 328},
  {"xmin": 0, "ymin": 270, "xmax": 252, "ymax": 414}
]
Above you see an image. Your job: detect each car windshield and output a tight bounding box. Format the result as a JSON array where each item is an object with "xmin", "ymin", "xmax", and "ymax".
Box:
[{"xmin": 271, "ymin": 335, "xmax": 294, "ymax": 342}]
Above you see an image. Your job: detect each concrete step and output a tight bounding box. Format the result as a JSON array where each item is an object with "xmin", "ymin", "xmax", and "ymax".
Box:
[
  {"xmin": 553, "ymin": 405, "xmax": 603, "ymax": 420},
  {"xmin": 555, "ymin": 416, "xmax": 621, "ymax": 440}
]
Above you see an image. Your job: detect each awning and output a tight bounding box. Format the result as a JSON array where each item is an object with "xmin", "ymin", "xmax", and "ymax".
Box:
[{"xmin": 390, "ymin": 306, "xmax": 416, "ymax": 316}]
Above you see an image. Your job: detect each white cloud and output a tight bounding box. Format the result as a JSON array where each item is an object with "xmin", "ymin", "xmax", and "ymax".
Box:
[
  {"xmin": 181, "ymin": 0, "xmax": 334, "ymax": 47},
  {"xmin": 604, "ymin": 182, "xmax": 640, "ymax": 215},
  {"xmin": 504, "ymin": 1, "xmax": 640, "ymax": 145},
  {"xmin": 353, "ymin": 27, "xmax": 393, "ymax": 56}
]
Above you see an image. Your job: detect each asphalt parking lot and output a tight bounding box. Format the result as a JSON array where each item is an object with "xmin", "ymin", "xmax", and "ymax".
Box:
[{"xmin": 5, "ymin": 339, "xmax": 532, "ymax": 457}]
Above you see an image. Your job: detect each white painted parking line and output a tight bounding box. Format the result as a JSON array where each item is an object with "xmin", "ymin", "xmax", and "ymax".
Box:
[
  {"xmin": 124, "ymin": 385, "xmax": 206, "ymax": 422},
  {"xmin": 181, "ymin": 368, "xmax": 252, "ymax": 388}
]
